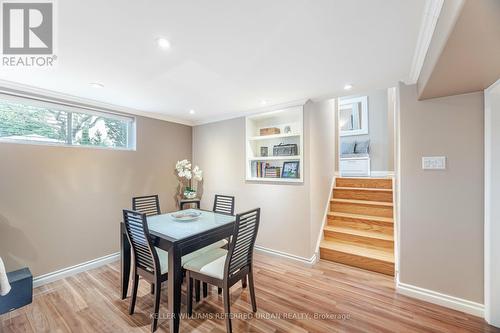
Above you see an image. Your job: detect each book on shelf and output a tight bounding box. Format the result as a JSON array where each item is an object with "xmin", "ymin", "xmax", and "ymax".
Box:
[
  {"xmin": 264, "ymin": 166, "xmax": 281, "ymax": 178},
  {"xmin": 254, "ymin": 162, "xmax": 281, "ymax": 178}
]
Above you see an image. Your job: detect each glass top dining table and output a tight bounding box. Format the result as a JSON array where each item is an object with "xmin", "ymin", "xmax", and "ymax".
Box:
[
  {"xmin": 120, "ymin": 208, "xmax": 236, "ymax": 333},
  {"xmin": 147, "ymin": 209, "xmax": 235, "ymax": 240}
]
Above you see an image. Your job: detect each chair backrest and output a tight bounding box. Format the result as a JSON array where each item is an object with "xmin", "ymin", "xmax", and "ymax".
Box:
[
  {"xmin": 132, "ymin": 195, "xmax": 160, "ymax": 217},
  {"xmin": 213, "ymin": 195, "xmax": 235, "ymax": 215},
  {"xmin": 123, "ymin": 210, "xmax": 160, "ymax": 275},
  {"xmin": 224, "ymin": 208, "xmax": 260, "ymax": 279}
]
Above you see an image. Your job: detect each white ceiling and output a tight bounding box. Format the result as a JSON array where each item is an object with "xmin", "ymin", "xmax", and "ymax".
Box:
[{"xmin": 0, "ymin": 0, "xmax": 425, "ymax": 125}]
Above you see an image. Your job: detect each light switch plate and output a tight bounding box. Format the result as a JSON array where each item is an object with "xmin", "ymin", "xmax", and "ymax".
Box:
[{"xmin": 422, "ymin": 156, "xmax": 446, "ymax": 170}]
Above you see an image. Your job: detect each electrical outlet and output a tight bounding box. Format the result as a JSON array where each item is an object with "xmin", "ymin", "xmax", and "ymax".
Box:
[{"xmin": 422, "ymin": 156, "xmax": 446, "ymax": 170}]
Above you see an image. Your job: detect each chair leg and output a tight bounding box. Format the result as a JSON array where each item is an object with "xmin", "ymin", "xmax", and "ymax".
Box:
[
  {"xmin": 187, "ymin": 274, "xmax": 193, "ymax": 317},
  {"xmin": 223, "ymin": 284, "xmax": 232, "ymax": 333},
  {"xmin": 151, "ymin": 277, "xmax": 161, "ymax": 332},
  {"xmin": 248, "ymin": 270, "xmax": 257, "ymax": 312},
  {"xmin": 129, "ymin": 274, "xmax": 139, "ymax": 315},
  {"xmin": 218, "ymin": 287, "xmax": 222, "ymax": 294},
  {"xmin": 150, "ymin": 283, "xmax": 155, "ymax": 295},
  {"xmin": 241, "ymin": 276, "xmax": 247, "ymax": 288},
  {"xmin": 195, "ymin": 280, "xmax": 201, "ymax": 302},
  {"xmin": 203, "ymin": 282, "xmax": 208, "ymax": 297}
]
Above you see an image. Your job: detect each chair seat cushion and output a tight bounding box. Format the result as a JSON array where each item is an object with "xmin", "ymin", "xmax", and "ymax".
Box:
[
  {"xmin": 155, "ymin": 239, "xmax": 228, "ymax": 275},
  {"xmin": 183, "ymin": 248, "xmax": 228, "ymax": 280}
]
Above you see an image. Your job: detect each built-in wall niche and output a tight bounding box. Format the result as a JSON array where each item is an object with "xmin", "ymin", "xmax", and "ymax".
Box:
[{"xmin": 245, "ymin": 105, "xmax": 303, "ymax": 183}]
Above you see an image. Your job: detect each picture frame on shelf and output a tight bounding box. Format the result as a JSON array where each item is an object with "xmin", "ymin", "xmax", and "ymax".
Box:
[
  {"xmin": 260, "ymin": 146, "xmax": 268, "ymax": 157},
  {"xmin": 282, "ymin": 161, "xmax": 299, "ymax": 178}
]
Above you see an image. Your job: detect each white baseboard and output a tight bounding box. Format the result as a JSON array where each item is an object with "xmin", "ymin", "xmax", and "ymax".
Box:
[
  {"xmin": 33, "ymin": 252, "xmax": 120, "ymax": 288},
  {"xmin": 396, "ymin": 281, "xmax": 484, "ymax": 317},
  {"xmin": 255, "ymin": 245, "xmax": 317, "ymax": 266}
]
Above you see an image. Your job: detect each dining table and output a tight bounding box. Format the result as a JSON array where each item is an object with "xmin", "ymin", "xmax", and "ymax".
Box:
[{"xmin": 120, "ymin": 208, "xmax": 236, "ymax": 333}]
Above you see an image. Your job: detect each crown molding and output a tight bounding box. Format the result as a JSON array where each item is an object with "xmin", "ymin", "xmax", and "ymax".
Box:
[
  {"xmin": 0, "ymin": 79, "xmax": 194, "ymax": 126},
  {"xmin": 192, "ymin": 98, "xmax": 309, "ymax": 126},
  {"xmin": 406, "ymin": 0, "xmax": 444, "ymax": 84}
]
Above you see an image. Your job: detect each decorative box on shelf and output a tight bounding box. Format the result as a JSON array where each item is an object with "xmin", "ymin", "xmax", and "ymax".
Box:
[
  {"xmin": 259, "ymin": 127, "xmax": 280, "ymax": 136},
  {"xmin": 245, "ymin": 103, "xmax": 304, "ymax": 183}
]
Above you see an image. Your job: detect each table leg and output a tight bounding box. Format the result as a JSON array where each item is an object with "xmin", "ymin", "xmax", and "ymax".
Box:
[
  {"xmin": 121, "ymin": 224, "xmax": 131, "ymax": 300},
  {"xmin": 168, "ymin": 246, "xmax": 182, "ymax": 333}
]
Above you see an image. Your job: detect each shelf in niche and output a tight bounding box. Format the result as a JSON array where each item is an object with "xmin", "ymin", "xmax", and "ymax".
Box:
[
  {"xmin": 248, "ymin": 155, "xmax": 301, "ymax": 161},
  {"xmin": 248, "ymin": 133, "xmax": 300, "ymax": 141},
  {"xmin": 245, "ymin": 104, "xmax": 304, "ymax": 183},
  {"xmin": 246, "ymin": 177, "xmax": 302, "ymax": 183}
]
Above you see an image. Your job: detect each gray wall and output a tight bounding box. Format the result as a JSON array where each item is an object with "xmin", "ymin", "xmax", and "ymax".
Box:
[
  {"xmin": 338, "ymin": 88, "xmax": 394, "ymax": 172},
  {"xmin": 399, "ymin": 83, "xmax": 484, "ymax": 303},
  {"xmin": 0, "ymin": 116, "xmax": 192, "ymax": 276},
  {"xmin": 193, "ymin": 101, "xmax": 336, "ymax": 259}
]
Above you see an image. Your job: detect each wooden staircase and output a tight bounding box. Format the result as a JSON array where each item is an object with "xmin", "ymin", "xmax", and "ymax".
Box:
[{"xmin": 320, "ymin": 177, "xmax": 395, "ymax": 275}]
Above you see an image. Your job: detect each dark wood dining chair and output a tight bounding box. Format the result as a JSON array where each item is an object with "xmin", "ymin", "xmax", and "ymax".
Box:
[
  {"xmin": 122, "ymin": 209, "xmax": 167, "ymax": 332},
  {"xmin": 132, "ymin": 195, "xmax": 161, "ymax": 216},
  {"xmin": 202, "ymin": 194, "xmax": 235, "ymax": 296},
  {"xmin": 184, "ymin": 208, "xmax": 260, "ymax": 333},
  {"xmin": 132, "ymin": 195, "xmax": 161, "ymax": 294},
  {"xmin": 213, "ymin": 195, "xmax": 235, "ymax": 215}
]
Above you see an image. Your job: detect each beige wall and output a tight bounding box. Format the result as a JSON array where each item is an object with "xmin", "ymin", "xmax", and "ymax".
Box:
[
  {"xmin": 307, "ymin": 99, "xmax": 336, "ymax": 254},
  {"xmin": 0, "ymin": 116, "xmax": 192, "ymax": 276},
  {"xmin": 418, "ymin": 0, "xmax": 500, "ymax": 99},
  {"xmin": 485, "ymin": 81, "xmax": 500, "ymax": 325},
  {"xmin": 399, "ymin": 83, "xmax": 484, "ymax": 303},
  {"xmin": 193, "ymin": 101, "xmax": 336, "ymax": 259},
  {"xmin": 337, "ymin": 89, "xmax": 394, "ymax": 172}
]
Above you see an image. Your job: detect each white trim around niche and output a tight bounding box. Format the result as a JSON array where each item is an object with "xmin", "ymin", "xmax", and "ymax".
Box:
[{"xmin": 334, "ymin": 171, "xmax": 394, "ymax": 178}]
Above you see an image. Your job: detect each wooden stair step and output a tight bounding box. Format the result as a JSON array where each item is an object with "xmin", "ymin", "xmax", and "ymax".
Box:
[
  {"xmin": 328, "ymin": 212, "xmax": 393, "ymax": 224},
  {"xmin": 320, "ymin": 240, "xmax": 394, "ymax": 276},
  {"xmin": 335, "ymin": 177, "xmax": 392, "ymax": 189},
  {"xmin": 333, "ymin": 187, "xmax": 393, "ymax": 202},
  {"xmin": 330, "ymin": 199, "xmax": 393, "ymax": 218},
  {"xmin": 323, "ymin": 225, "xmax": 393, "ymax": 248},
  {"xmin": 334, "ymin": 187, "xmax": 393, "ymax": 192},
  {"xmin": 331, "ymin": 198, "xmax": 393, "ymax": 206},
  {"xmin": 324, "ymin": 225, "xmax": 394, "ymax": 241},
  {"xmin": 328, "ymin": 212, "xmax": 393, "ymax": 235}
]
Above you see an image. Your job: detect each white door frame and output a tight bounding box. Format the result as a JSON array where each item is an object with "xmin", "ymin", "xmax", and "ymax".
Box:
[{"xmin": 484, "ymin": 78, "xmax": 500, "ymax": 327}]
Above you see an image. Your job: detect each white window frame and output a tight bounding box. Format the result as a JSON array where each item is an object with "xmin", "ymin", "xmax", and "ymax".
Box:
[{"xmin": 0, "ymin": 92, "xmax": 136, "ymax": 150}]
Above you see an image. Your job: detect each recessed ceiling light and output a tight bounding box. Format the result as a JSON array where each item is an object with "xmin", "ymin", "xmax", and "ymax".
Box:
[
  {"xmin": 344, "ymin": 84, "xmax": 353, "ymax": 90},
  {"xmin": 156, "ymin": 37, "xmax": 171, "ymax": 50},
  {"xmin": 189, "ymin": 109, "xmax": 195, "ymax": 115},
  {"xmin": 260, "ymin": 100, "xmax": 267, "ymax": 105},
  {"xmin": 89, "ymin": 82, "xmax": 104, "ymax": 88}
]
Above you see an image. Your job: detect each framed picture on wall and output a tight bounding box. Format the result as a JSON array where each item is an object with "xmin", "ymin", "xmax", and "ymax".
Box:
[{"xmin": 282, "ymin": 161, "xmax": 299, "ymax": 178}]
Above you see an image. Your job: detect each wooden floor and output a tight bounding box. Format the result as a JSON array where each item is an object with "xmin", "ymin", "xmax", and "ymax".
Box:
[{"xmin": 1, "ymin": 254, "xmax": 498, "ymax": 333}]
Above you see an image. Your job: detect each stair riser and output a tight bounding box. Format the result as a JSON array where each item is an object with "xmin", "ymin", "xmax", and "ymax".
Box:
[
  {"xmin": 328, "ymin": 217, "xmax": 393, "ymax": 235},
  {"xmin": 336, "ymin": 178, "xmax": 392, "ymax": 189},
  {"xmin": 333, "ymin": 189, "xmax": 393, "ymax": 202},
  {"xmin": 320, "ymin": 247, "xmax": 394, "ymax": 276},
  {"xmin": 331, "ymin": 202, "xmax": 393, "ymax": 218},
  {"xmin": 323, "ymin": 230, "xmax": 394, "ymax": 249}
]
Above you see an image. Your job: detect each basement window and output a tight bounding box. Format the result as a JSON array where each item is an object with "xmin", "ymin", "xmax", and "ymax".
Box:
[{"xmin": 0, "ymin": 94, "xmax": 136, "ymax": 150}]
